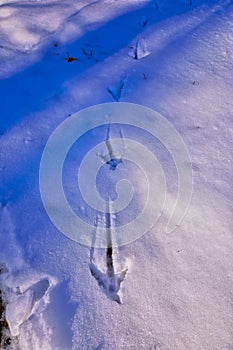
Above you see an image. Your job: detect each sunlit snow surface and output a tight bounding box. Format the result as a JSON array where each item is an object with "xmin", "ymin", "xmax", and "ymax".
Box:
[{"xmin": 0, "ymin": 0, "xmax": 233, "ymax": 349}]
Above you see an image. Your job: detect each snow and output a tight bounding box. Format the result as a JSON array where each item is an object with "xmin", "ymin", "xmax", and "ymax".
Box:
[{"xmin": 0, "ymin": 0, "xmax": 233, "ymax": 349}]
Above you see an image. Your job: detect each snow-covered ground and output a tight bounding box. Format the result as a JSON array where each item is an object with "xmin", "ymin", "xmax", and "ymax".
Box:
[{"xmin": 0, "ymin": 0, "xmax": 233, "ymax": 349}]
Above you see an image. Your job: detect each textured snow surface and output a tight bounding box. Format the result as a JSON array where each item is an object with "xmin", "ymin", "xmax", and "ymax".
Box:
[{"xmin": 0, "ymin": 0, "xmax": 233, "ymax": 349}]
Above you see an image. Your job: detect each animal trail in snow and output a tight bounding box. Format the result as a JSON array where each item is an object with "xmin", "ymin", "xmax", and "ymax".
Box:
[
  {"xmin": 107, "ymin": 80, "xmax": 124, "ymax": 102},
  {"xmin": 128, "ymin": 37, "xmax": 150, "ymax": 60},
  {"xmin": 89, "ymin": 201, "xmax": 128, "ymax": 304},
  {"xmin": 97, "ymin": 122, "xmax": 126, "ymax": 171}
]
